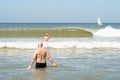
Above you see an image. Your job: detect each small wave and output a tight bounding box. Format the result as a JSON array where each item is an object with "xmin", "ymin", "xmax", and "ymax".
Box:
[
  {"xmin": 0, "ymin": 41, "xmax": 120, "ymax": 49},
  {"xmin": 93, "ymin": 25, "xmax": 120, "ymax": 37},
  {"xmin": 0, "ymin": 42, "xmax": 38, "ymax": 49}
]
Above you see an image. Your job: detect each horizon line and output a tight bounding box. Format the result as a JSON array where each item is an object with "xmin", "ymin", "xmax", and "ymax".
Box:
[{"xmin": 0, "ymin": 22, "xmax": 120, "ymax": 24}]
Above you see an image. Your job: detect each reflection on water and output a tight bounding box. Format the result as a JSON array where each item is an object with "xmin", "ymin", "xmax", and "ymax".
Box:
[{"xmin": 0, "ymin": 48, "xmax": 120, "ymax": 80}]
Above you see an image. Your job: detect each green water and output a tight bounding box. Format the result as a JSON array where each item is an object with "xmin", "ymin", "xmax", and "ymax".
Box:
[{"xmin": 0, "ymin": 28, "xmax": 93, "ymax": 37}]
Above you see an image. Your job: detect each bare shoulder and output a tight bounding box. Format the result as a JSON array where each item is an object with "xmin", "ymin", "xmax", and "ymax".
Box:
[
  {"xmin": 34, "ymin": 49, "xmax": 39, "ymax": 54},
  {"xmin": 42, "ymin": 47, "xmax": 46, "ymax": 50},
  {"xmin": 42, "ymin": 48, "xmax": 48, "ymax": 54}
]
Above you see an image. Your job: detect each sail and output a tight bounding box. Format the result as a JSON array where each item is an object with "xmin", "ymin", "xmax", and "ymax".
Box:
[{"xmin": 98, "ymin": 17, "xmax": 102, "ymax": 25}]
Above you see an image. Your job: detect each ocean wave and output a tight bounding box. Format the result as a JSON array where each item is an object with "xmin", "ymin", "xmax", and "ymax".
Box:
[
  {"xmin": 0, "ymin": 28, "xmax": 93, "ymax": 37},
  {"xmin": 93, "ymin": 25, "xmax": 120, "ymax": 37},
  {"xmin": 0, "ymin": 41, "xmax": 120, "ymax": 49}
]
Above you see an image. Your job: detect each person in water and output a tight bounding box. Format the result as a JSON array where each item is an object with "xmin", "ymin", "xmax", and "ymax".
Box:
[
  {"xmin": 27, "ymin": 42, "xmax": 57, "ymax": 69},
  {"xmin": 44, "ymin": 33, "xmax": 50, "ymax": 42}
]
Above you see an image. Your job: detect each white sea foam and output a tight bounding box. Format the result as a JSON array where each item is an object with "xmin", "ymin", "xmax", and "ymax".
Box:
[
  {"xmin": 0, "ymin": 41, "xmax": 38, "ymax": 49},
  {"xmin": 0, "ymin": 40, "xmax": 120, "ymax": 49},
  {"xmin": 44, "ymin": 41, "xmax": 120, "ymax": 48},
  {"xmin": 93, "ymin": 25, "xmax": 120, "ymax": 37}
]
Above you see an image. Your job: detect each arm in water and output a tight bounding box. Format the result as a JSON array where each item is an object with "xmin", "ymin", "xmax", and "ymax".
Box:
[
  {"xmin": 27, "ymin": 51, "xmax": 37, "ymax": 69},
  {"xmin": 47, "ymin": 52, "xmax": 57, "ymax": 67}
]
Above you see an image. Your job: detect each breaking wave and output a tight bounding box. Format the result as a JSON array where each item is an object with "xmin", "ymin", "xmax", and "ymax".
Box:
[
  {"xmin": 0, "ymin": 41, "xmax": 120, "ymax": 49},
  {"xmin": 93, "ymin": 25, "xmax": 120, "ymax": 37}
]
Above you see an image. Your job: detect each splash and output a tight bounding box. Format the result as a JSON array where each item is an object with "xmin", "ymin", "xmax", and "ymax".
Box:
[
  {"xmin": 93, "ymin": 25, "xmax": 120, "ymax": 37},
  {"xmin": 0, "ymin": 41, "xmax": 120, "ymax": 49}
]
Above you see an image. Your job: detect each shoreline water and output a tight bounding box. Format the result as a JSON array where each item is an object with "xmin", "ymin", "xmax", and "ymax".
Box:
[
  {"xmin": 0, "ymin": 23, "xmax": 120, "ymax": 80},
  {"xmin": 0, "ymin": 47, "xmax": 120, "ymax": 80}
]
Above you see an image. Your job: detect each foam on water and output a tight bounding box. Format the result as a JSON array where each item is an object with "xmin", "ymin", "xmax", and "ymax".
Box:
[
  {"xmin": 93, "ymin": 25, "xmax": 120, "ymax": 37},
  {"xmin": 0, "ymin": 39, "xmax": 120, "ymax": 49}
]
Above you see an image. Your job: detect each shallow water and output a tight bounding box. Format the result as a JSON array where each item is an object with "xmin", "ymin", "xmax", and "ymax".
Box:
[{"xmin": 0, "ymin": 48, "xmax": 120, "ymax": 80}]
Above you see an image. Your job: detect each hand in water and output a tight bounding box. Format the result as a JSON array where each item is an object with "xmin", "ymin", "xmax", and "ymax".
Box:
[
  {"xmin": 27, "ymin": 65, "xmax": 32, "ymax": 69},
  {"xmin": 52, "ymin": 63, "xmax": 58, "ymax": 67}
]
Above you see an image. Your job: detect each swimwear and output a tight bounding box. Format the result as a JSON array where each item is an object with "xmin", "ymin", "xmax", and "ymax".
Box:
[{"xmin": 36, "ymin": 62, "xmax": 47, "ymax": 69}]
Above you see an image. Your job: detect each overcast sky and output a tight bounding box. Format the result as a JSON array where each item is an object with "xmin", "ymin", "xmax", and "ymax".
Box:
[{"xmin": 0, "ymin": 0, "xmax": 120, "ymax": 23}]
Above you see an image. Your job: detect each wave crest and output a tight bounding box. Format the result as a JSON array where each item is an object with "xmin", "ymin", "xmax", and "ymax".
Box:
[
  {"xmin": 93, "ymin": 26, "xmax": 120, "ymax": 37},
  {"xmin": 0, "ymin": 41, "xmax": 120, "ymax": 49}
]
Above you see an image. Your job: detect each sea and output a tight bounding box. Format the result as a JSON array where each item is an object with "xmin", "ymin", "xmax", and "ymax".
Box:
[{"xmin": 0, "ymin": 23, "xmax": 120, "ymax": 80}]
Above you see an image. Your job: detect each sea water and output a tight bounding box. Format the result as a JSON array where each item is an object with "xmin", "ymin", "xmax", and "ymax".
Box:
[{"xmin": 0, "ymin": 23, "xmax": 120, "ymax": 80}]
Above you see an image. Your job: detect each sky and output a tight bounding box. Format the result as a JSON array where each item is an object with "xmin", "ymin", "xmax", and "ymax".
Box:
[{"xmin": 0, "ymin": 0, "xmax": 120, "ymax": 23}]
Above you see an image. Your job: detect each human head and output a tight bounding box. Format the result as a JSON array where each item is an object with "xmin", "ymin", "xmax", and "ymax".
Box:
[
  {"xmin": 45, "ymin": 33, "xmax": 49, "ymax": 36},
  {"xmin": 38, "ymin": 42, "xmax": 43, "ymax": 48}
]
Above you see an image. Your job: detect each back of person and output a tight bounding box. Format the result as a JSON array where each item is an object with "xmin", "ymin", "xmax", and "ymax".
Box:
[
  {"xmin": 35, "ymin": 48, "xmax": 48, "ymax": 69},
  {"xmin": 36, "ymin": 48, "xmax": 47, "ymax": 63},
  {"xmin": 27, "ymin": 42, "xmax": 57, "ymax": 69}
]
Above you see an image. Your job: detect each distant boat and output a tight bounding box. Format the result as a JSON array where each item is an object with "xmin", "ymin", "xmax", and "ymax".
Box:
[{"xmin": 97, "ymin": 17, "xmax": 103, "ymax": 25}]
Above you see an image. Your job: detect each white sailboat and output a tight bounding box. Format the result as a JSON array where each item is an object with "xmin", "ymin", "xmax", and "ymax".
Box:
[{"xmin": 97, "ymin": 17, "xmax": 102, "ymax": 25}]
